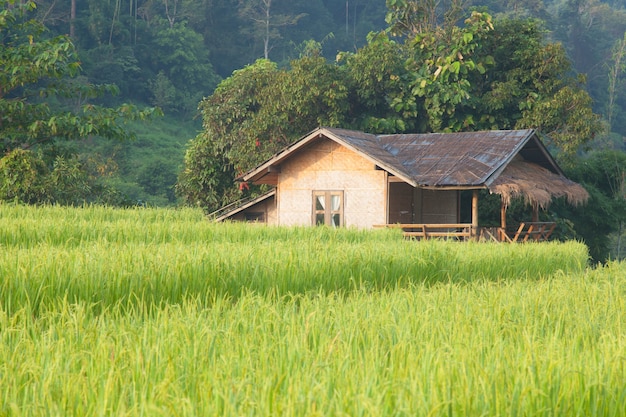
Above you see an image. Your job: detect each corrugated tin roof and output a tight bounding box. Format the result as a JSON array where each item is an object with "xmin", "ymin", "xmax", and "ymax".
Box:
[
  {"xmin": 323, "ymin": 127, "xmax": 542, "ymax": 187},
  {"xmin": 242, "ymin": 127, "xmax": 562, "ymax": 188}
]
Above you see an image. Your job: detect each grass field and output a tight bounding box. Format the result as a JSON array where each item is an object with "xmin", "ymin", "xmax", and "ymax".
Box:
[{"xmin": 1, "ymin": 204, "xmax": 624, "ymax": 416}]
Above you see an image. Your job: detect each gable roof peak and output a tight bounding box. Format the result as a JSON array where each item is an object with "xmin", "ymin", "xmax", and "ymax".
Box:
[{"xmin": 242, "ymin": 127, "xmax": 561, "ymax": 189}]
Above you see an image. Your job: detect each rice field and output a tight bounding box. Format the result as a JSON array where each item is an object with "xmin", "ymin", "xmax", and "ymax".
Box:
[{"xmin": 1, "ymin": 204, "xmax": 625, "ymax": 416}]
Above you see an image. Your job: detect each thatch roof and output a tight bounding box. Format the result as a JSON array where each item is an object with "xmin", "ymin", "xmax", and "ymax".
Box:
[{"xmin": 488, "ymin": 159, "xmax": 589, "ymax": 209}]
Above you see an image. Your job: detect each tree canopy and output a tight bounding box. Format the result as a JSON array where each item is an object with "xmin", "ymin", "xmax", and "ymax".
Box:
[
  {"xmin": 0, "ymin": 0, "xmax": 159, "ymax": 204},
  {"xmin": 178, "ymin": 12, "xmax": 602, "ymax": 212}
]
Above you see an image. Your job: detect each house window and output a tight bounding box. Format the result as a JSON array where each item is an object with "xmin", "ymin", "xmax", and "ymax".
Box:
[{"xmin": 313, "ymin": 191, "xmax": 344, "ymax": 227}]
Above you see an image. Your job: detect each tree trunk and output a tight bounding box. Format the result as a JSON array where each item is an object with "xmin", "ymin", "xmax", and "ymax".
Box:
[
  {"xmin": 263, "ymin": 0, "xmax": 271, "ymax": 59},
  {"xmin": 70, "ymin": 0, "xmax": 76, "ymax": 38}
]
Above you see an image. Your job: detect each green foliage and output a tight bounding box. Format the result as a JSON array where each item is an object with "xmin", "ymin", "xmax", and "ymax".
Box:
[
  {"xmin": 386, "ymin": 0, "xmax": 467, "ymax": 37},
  {"xmin": 0, "ymin": 149, "xmax": 128, "ymax": 205},
  {"xmin": 0, "ymin": 149, "xmax": 50, "ymax": 204},
  {"xmin": 469, "ymin": 18, "xmax": 603, "ymax": 150},
  {"xmin": 553, "ymin": 150, "xmax": 626, "ymax": 262},
  {"xmin": 406, "ymin": 12, "xmax": 495, "ymax": 132},
  {"xmin": 174, "ymin": 135, "xmax": 239, "ymax": 209},
  {"xmin": 0, "ymin": 0, "xmax": 160, "ymax": 205},
  {"xmin": 72, "ymin": 114, "xmax": 196, "ymax": 207},
  {"xmin": 149, "ymin": 71, "xmax": 178, "ymax": 111},
  {"xmin": 340, "ymin": 31, "xmax": 414, "ymax": 132},
  {"xmin": 0, "ymin": 0, "xmax": 159, "ymax": 152},
  {"xmin": 238, "ymin": 0, "xmax": 308, "ymax": 60},
  {"xmin": 146, "ymin": 18, "xmax": 220, "ymax": 115}
]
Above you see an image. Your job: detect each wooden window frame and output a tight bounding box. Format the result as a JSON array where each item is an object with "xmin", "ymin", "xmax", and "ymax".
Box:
[{"xmin": 312, "ymin": 190, "xmax": 344, "ymax": 227}]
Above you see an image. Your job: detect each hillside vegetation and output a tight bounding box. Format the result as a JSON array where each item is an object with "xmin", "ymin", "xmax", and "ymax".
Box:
[
  {"xmin": 2, "ymin": 0, "xmax": 624, "ymax": 260},
  {"xmin": 19, "ymin": 0, "xmax": 626, "ymax": 195}
]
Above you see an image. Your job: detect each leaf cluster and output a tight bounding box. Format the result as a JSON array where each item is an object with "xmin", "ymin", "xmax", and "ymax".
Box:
[{"xmin": 553, "ymin": 150, "xmax": 626, "ymax": 261}]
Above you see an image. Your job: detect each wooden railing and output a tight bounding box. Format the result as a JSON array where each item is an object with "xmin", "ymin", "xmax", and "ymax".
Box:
[
  {"xmin": 376, "ymin": 222, "xmax": 557, "ymax": 243},
  {"xmin": 512, "ymin": 222, "xmax": 556, "ymax": 242},
  {"xmin": 478, "ymin": 227, "xmax": 511, "ymax": 242},
  {"xmin": 478, "ymin": 222, "xmax": 556, "ymax": 242},
  {"xmin": 374, "ymin": 223, "xmax": 474, "ymax": 240}
]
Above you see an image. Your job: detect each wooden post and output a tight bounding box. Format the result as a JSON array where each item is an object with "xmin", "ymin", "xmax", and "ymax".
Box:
[
  {"xmin": 532, "ymin": 202, "xmax": 539, "ymax": 222},
  {"xmin": 471, "ymin": 190, "xmax": 479, "ymax": 239},
  {"xmin": 500, "ymin": 200, "xmax": 507, "ymax": 242}
]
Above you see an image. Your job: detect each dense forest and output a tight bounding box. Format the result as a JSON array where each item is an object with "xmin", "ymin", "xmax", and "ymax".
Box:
[
  {"xmin": 17, "ymin": 0, "xmax": 626, "ymax": 134},
  {"xmin": 1, "ymin": 0, "xmax": 626, "ymax": 260}
]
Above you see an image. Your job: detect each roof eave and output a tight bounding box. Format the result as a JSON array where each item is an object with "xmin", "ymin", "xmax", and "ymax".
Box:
[
  {"xmin": 213, "ymin": 189, "xmax": 276, "ymax": 222},
  {"xmin": 322, "ymin": 129, "xmax": 418, "ymax": 187},
  {"xmin": 419, "ymin": 185, "xmax": 488, "ymax": 191},
  {"xmin": 240, "ymin": 127, "xmax": 323, "ymax": 182},
  {"xmin": 483, "ymin": 129, "xmax": 536, "ymax": 186},
  {"xmin": 242, "ymin": 127, "xmax": 418, "ymax": 187}
]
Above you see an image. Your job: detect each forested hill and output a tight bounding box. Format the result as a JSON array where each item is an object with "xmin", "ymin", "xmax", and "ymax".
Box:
[
  {"xmin": 35, "ymin": 0, "xmax": 389, "ymax": 116},
  {"xmin": 34, "ymin": 0, "xmax": 626, "ymax": 130},
  {"xmin": 10, "ymin": 0, "xmax": 626, "ymax": 210}
]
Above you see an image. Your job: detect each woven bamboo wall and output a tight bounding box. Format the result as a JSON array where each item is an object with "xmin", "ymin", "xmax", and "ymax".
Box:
[{"xmin": 277, "ymin": 138, "xmax": 386, "ymax": 228}]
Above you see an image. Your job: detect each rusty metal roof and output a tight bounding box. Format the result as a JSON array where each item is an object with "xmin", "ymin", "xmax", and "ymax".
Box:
[
  {"xmin": 323, "ymin": 127, "xmax": 562, "ymax": 187},
  {"xmin": 242, "ymin": 127, "xmax": 563, "ymax": 188}
]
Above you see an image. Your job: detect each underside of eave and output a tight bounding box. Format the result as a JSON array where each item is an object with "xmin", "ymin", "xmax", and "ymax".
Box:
[{"xmin": 240, "ymin": 128, "xmax": 324, "ymax": 183}]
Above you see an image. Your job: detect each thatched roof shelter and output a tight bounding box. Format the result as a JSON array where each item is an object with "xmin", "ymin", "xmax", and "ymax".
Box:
[{"xmin": 488, "ymin": 158, "xmax": 589, "ymax": 209}]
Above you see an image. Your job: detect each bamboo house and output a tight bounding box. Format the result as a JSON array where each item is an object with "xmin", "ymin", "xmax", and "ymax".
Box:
[{"xmin": 213, "ymin": 127, "xmax": 588, "ymax": 241}]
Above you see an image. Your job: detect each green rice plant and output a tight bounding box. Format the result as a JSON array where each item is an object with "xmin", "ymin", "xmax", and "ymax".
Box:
[
  {"xmin": 1, "ymin": 262, "xmax": 625, "ymax": 416},
  {"xmin": 0, "ymin": 204, "xmax": 589, "ymax": 316},
  {"xmin": 0, "ymin": 204, "xmax": 622, "ymax": 416}
]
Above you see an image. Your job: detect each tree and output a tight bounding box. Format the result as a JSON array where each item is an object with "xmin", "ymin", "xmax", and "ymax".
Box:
[
  {"xmin": 238, "ymin": 0, "xmax": 307, "ymax": 59},
  {"xmin": 0, "ymin": 0, "xmax": 159, "ymax": 204},
  {"xmin": 339, "ymin": 31, "xmax": 413, "ymax": 133},
  {"xmin": 145, "ymin": 18, "xmax": 220, "ymax": 114},
  {"xmin": 606, "ymin": 32, "xmax": 626, "ymax": 132},
  {"xmin": 471, "ymin": 18, "xmax": 603, "ymax": 154},
  {"xmin": 404, "ymin": 11, "xmax": 495, "ymax": 132},
  {"xmin": 385, "ymin": 0, "xmax": 466, "ymax": 38},
  {"xmin": 176, "ymin": 59, "xmax": 279, "ymax": 209},
  {"xmin": 178, "ymin": 12, "xmax": 602, "ymax": 212}
]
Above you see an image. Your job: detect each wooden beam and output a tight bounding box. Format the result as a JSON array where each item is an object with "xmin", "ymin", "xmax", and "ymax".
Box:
[
  {"xmin": 472, "ymin": 190, "xmax": 479, "ymax": 238},
  {"xmin": 532, "ymin": 202, "xmax": 539, "ymax": 222},
  {"xmin": 500, "ymin": 200, "xmax": 507, "ymax": 242}
]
